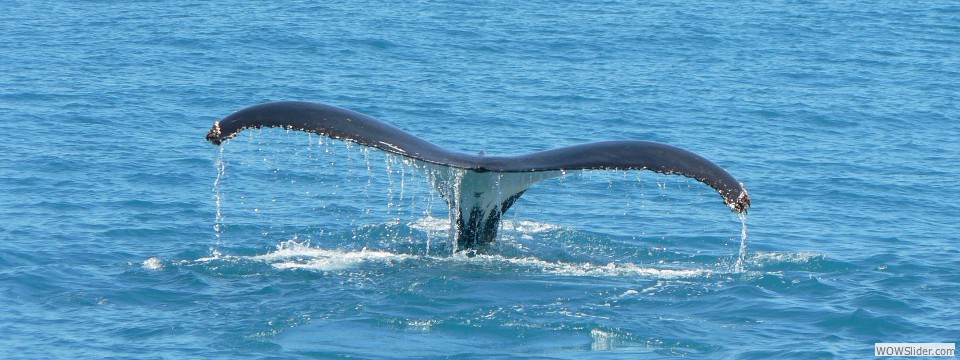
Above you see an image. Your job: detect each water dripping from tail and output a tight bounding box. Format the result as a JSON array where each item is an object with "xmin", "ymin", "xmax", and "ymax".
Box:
[
  {"xmin": 418, "ymin": 163, "xmax": 446, "ymax": 257},
  {"xmin": 441, "ymin": 168, "xmax": 466, "ymax": 255},
  {"xmin": 213, "ymin": 146, "xmax": 226, "ymax": 245},
  {"xmin": 734, "ymin": 212, "xmax": 749, "ymax": 272}
]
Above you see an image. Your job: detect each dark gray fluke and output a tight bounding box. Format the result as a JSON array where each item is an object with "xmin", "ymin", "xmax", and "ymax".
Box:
[{"xmin": 207, "ymin": 101, "xmax": 750, "ymax": 249}]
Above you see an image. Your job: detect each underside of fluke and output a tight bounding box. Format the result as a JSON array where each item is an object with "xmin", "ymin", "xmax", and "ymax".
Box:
[{"xmin": 206, "ymin": 101, "xmax": 750, "ymax": 250}]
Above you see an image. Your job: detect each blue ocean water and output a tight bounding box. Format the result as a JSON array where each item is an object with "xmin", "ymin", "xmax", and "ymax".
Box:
[{"xmin": 2, "ymin": 1, "xmax": 959, "ymax": 358}]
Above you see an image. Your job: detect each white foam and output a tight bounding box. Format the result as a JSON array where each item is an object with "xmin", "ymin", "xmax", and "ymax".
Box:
[
  {"xmin": 751, "ymin": 251, "xmax": 821, "ymax": 263},
  {"xmin": 407, "ymin": 216, "xmax": 450, "ymax": 233},
  {"xmin": 142, "ymin": 257, "xmax": 163, "ymax": 270},
  {"xmin": 406, "ymin": 319, "xmax": 439, "ymax": 331},
  {"xmin": 197, "ymin": 239, "xmax": 710, "ymax": 278},
  {"xmin": 446, "ymin": 253, "xmax": 710, "ymax": 278},
  {"xmin": 591, "ymin": 328, "xmax": 619, "ymax": 351},
  {"xmin": 406, "ymin": 217, "xmax": 560, "ymax": 235},
  {"xmin": 499, "ymin": 220, "xmax": 561, "ymax": 234},
  {"xmin": 195, "ymin": 247, "xmax": 223, "ymax": 262},
  {"xmin": 252, "ymin": 241, "xmax": 415, "ymax": 271}
]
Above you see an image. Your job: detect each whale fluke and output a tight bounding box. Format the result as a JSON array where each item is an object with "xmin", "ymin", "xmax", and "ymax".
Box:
[{"xmin": 207, "ymin": 101, "xmax": 750, "ymax": 249}]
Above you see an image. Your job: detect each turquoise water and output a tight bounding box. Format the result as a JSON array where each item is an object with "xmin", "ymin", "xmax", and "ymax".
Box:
[{"xmin": 2, "ymin": 1, "xmax": 959, "ymax": 358}]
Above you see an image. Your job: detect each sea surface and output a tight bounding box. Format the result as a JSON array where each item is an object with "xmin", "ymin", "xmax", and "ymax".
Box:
[{"xmin": 2, "ymin": 1, "xmax": 959, "ymax": 358}]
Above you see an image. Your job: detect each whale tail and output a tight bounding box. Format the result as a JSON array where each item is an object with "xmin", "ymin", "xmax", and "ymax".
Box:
[
  {"xmin": 426, "ymin": 168, "xmax": 560, "ymax": 249},
  {"xmin": 207, "ymin": 101, "xmax": 750, "ymax": 250}
]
